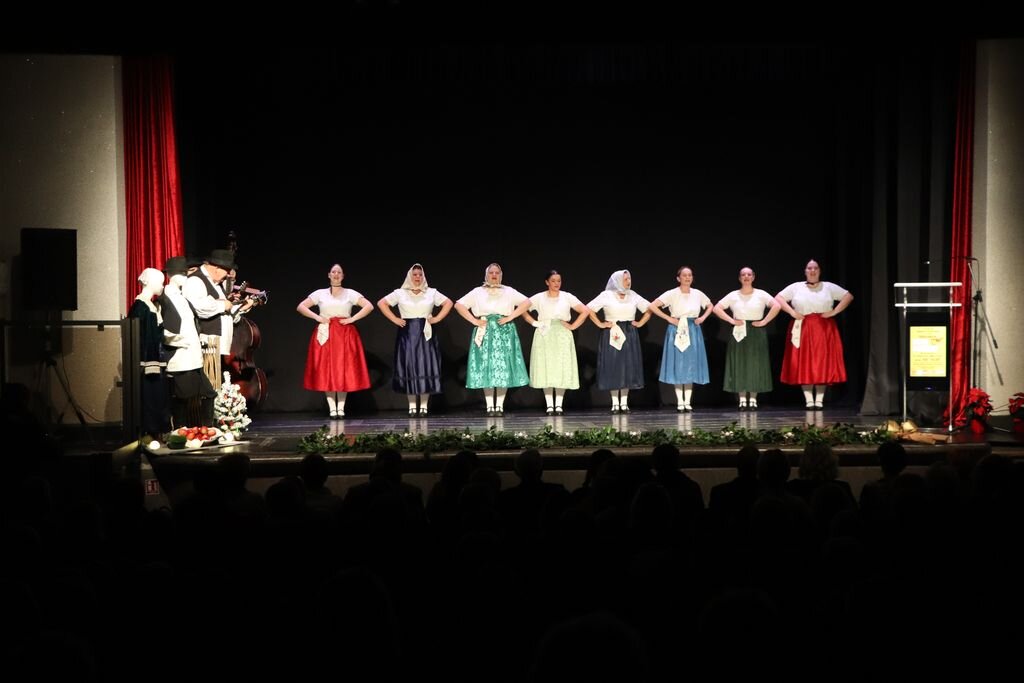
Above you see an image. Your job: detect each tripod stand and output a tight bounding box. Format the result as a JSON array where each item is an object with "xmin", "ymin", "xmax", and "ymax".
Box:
[
  {"xmin": 34, "ymin": 322, "xmax": 89, "ymax": 431},
  {"xmin": 43, "ymin": 352, "xmax": 88, "ymax": 427},
  {"xmin": 967, "ymin": 259, "xmax": 1001, "ymax": 387}
]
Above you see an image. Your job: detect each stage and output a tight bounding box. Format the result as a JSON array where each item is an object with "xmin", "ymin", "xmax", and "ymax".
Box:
[{"xmin": 134, "ymin": 407, "xmax": 1021, "ymax": 509}]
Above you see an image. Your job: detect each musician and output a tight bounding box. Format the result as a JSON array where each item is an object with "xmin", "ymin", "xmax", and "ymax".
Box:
[
  {"xmin": 183, "ymin": 249, "xmax": 254, "ymax": 391},
  {"xmin": 160, "ymin": 256, "xmax": 216, "ymax": 427}
]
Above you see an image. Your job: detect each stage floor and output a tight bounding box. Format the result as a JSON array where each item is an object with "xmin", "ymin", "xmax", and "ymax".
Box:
[
  {"xmin": 133, "ymin": 407, "xmax": 1021, "ymax": 510},
  {"xmin": 145, "ymin": 406, "xmax": 1021, "ymax": 464}
]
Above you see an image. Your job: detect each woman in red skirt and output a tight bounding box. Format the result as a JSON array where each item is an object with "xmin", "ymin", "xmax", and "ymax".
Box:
[
  {"xmin": 775, "ymin": 260, "xmax": 854, "ymax": 410},
  {"xmin": 297, "ymin": 264, "xmax": 373, "ymax": 418}
]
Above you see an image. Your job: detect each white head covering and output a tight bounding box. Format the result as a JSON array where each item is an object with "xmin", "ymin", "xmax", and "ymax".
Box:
[
  {"xmin": 401, "ymin": 263, "xmax": 429, "ymax": 293},
  {"xmin": 482, "ymin": 263, "xmax": 504, "ymax": 288},
  {"xmin": 137, "ymin": 267, "xmax": 165, "ymax": 291},
  {"xmin": 605, "ymin": 269, "xmax": 631, "ymax": 294}
]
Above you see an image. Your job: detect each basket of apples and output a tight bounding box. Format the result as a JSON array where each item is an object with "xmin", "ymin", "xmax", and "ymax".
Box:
[{"xmin": 168, "ymin": 426, "xmax": 223, "ymax": 450}]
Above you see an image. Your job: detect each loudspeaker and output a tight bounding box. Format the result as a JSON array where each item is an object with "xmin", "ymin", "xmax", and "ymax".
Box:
[{"xmin": 21, "ymin": 228, "xmax": 78, "ymax": 311}]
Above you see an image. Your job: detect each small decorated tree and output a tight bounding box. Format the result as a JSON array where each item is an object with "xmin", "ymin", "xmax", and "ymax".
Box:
[{"xmin": 215, "ymin": 371, "xmax": 252, "ymax": 439}]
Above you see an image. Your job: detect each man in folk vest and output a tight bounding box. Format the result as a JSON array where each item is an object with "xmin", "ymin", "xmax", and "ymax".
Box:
[
  {"xmin": 183, "ymin": 249, "xmax": 253, "ymax": 392},
  {"xmin": 161, "ymin": 255, "xmax": 216, "ymax": 427}
]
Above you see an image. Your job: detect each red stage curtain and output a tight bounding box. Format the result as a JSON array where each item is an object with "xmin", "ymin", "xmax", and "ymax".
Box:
[
  {"xmin": 949, "ymin": 42, "xmax": 975, "ymax": 426},
  {"xmin": 123, "ymin": 56, "xmax": 185, "ymax": 311}
]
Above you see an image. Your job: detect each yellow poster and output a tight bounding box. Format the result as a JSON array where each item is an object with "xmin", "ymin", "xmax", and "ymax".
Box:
[{"xmin": 909, "ymin": 326, "xmax": 947, "ymax": 377}]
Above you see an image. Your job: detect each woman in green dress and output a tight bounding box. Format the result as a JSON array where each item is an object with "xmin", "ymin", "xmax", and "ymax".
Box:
[
  {"xmin": 521, "ymin": 270, "xmax": 590, "ymax": 414},
  {"xmin": 712, "ymin": 266, "xmax": 781, "ymax": 410},
  {"xmin": 454, "ymin": 263, "xmax": 531, "ymax": 415}
]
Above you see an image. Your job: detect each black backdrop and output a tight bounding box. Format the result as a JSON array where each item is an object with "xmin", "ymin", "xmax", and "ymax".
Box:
[{"xmin": 174, "ymin": 42, "xmax": 960, "ymax": 414}]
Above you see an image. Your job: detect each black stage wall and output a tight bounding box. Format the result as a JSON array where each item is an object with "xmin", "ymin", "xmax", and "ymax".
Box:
[{"xmin": 173, "ymin": 42, "xmax": 961, "ymax": 415}]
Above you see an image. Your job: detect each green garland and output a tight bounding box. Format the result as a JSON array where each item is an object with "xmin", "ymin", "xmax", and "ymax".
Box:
[{"xmin": 298, "ymin": 422, "xmax": 893, "ymax": 455}]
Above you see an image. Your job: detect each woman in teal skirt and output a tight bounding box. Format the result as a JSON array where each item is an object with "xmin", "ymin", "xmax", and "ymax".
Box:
[
  {"xmin": 521, "ymin": 270, "xmax": 590, "ymax": 415},
  {"xmin": 454, "ymin": 263, "xmax": 531, "ymax": 415},
  {"xmin": 712, "ymin": 266, "xmax": 781, "ymax": 410},
  {"xmin": 647, "ymin": 266, "xmax": 713, "ymax": 412}
]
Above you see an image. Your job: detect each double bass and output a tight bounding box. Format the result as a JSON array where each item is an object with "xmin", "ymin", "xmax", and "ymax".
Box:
[{"xmin": 223, "ymin": 233, "xmax": 269, "ymax": 409}]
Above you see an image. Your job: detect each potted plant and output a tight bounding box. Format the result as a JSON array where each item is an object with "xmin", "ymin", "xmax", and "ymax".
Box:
[
  {"xmin": 1009, "ymin": 392, "xmax": 1024, "ymax": 434},
  {"xmin": 963, "ymin": 387, "xmax": 993, "ymax": 434}
]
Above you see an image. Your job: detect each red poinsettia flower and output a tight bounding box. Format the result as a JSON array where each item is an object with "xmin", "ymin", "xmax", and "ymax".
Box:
[
  {"xmin": 1009, "ymin": 392, "xmax": 1024, "ymax": 415},
  {"xmin": 960, "ymin": 387, "xmax": 993, "ymax": 424},
  {"xmin": 967, "ymin": 387, "xmax": 992, "ymax": 409}
]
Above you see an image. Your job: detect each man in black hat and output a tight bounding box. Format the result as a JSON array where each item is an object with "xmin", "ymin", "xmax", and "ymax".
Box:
[
  {"xmin": 161, "ymin": 256, "xmax": 216, "ymax": 427},
  {"xmin": 182, "ymin": 249, "xmax": 253, "ymax": 391}
]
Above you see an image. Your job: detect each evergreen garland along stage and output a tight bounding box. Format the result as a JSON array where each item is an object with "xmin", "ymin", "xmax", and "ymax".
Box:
[{"xmin": 298, "ymin": 423, "xmax": 894, "ymax": 455}]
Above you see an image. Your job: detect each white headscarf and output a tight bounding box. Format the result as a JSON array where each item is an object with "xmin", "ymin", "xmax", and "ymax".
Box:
[
  {"xmin": 482, "ymin": 263, "xmax": 504, "ymax": 289},
  {"xmin": 137, "ymin": 268, "xmax": 165, "ymax": 292},
  {"xmin": 605, "ymin": 269, "xmax": 631, "ymax": 294},
  {"xmin": 400, "ymin": 263, "xmax": 429, "ymax": 294},
  {"xmin": 135, "ymin": 267, "xmax": 165, "ymax": 316}
]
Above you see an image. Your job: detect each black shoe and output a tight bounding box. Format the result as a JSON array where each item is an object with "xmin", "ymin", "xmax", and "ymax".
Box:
[
  {"xmin": 620, "ymin": 406, "xmax": 630, "ymax": 414},
  {"xmin": 739, "ymin": 404, "xmax": 747, "ymax": 411},
  {"xmin": 487, "ymin": 407, "xmax": 495, "ymax": 415},
  {"xmin": 611, "ymin": 406, "xmax": 620, "ymax": 414},
  {"xmin": 554, "ymin": 407, "xmax": 564, "ymax": 415},
  {"xmin": 748, "ymin": 404, "xmax": 758, "ymax": 412},
  {"xmin": 684, "ymin": 405, "xmax": 693, "ymax": 413},
  {"xmin": 495, "ymin": 406, "xmax": 503, "ymax": 415},
  {"xmin": 546, "ymin": 407, "xmax": 554, "ymax": 415},
  {"xmin": 677, "ymin": 405, "xmax": 686, "ymax": 413}
]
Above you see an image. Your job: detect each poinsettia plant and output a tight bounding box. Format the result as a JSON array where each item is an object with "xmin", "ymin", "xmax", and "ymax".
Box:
[
  {"xmin": 962, "ymin": 387, "xmax": 993, "ymax": 433},
  {"xmin": 1009, "ymin": 392, "xmax": 1024, "ymax": 433}
]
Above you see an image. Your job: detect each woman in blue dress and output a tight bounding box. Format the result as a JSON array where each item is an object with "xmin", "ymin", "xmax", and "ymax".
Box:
[{"xmin": 647, "ymin": 266, "xmax": 712, "ymax": 412}]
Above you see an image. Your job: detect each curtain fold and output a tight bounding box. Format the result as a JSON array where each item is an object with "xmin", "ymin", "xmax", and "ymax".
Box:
[
  {"xmin": 948, "ymin": 42, "xmax": 976, "ymax": 426},
  {"xmin": 123, "ymin": 56, "xmax": 185, "ymax": 311}
]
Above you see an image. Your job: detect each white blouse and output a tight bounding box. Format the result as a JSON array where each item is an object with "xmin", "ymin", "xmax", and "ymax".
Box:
[
  {"xmin": 777, "ymin": 281, "xmax": 850, "ymax": 315},
  {"xmin": 654, "ymin": 288, "xmax": 712, "ymax": 319},
  {"xmin": 384, "ymin": 287, "xmax": 449, "ymax": 318},
  {"xmin": 309, "ymin": 288, "xmax": 365, "ymax": 318},
  {"xmin": 717, "ymin": 289, "xmax": 776, "ymax": 320},
  {"xmin": 587, "ymin": 290, "xmax": 651, "ymax": 322},
  {"xmin": 456, "ymin": 286, "xmax": 529, "ymax": 316},
  {"xmin": 529, "ymin": 291, "xmax": 583, "ymax": 322}
]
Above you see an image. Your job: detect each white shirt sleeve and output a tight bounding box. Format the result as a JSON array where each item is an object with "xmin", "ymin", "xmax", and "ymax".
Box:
[
  {"xmin": 456, "ymin": 289, "xmax": 477, "ymax": 309},
  {"xmin": 655, "ymin": 289, "xmax": 677, "ymax": 309},
  {"xmin": 717, "ymin": 291, "xmax": 737, "ymax": 310},
  {"xmin": 824, "ymin": 282, "xmax": 850, "ymax": 300},
  {"xmin": 183, "ymin": 277, "xmax": 224, "ymax": 319},
  {"xmin": 385, "ymin": 289, "xmax": 401, "ymax": 307},
  {"xmin": 506, "ymin": 287, "xmax": 528, "ymax": 304},
  {"xmin": 776, "ymin": 283, "xmax": 798, "ymax": 302}
]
